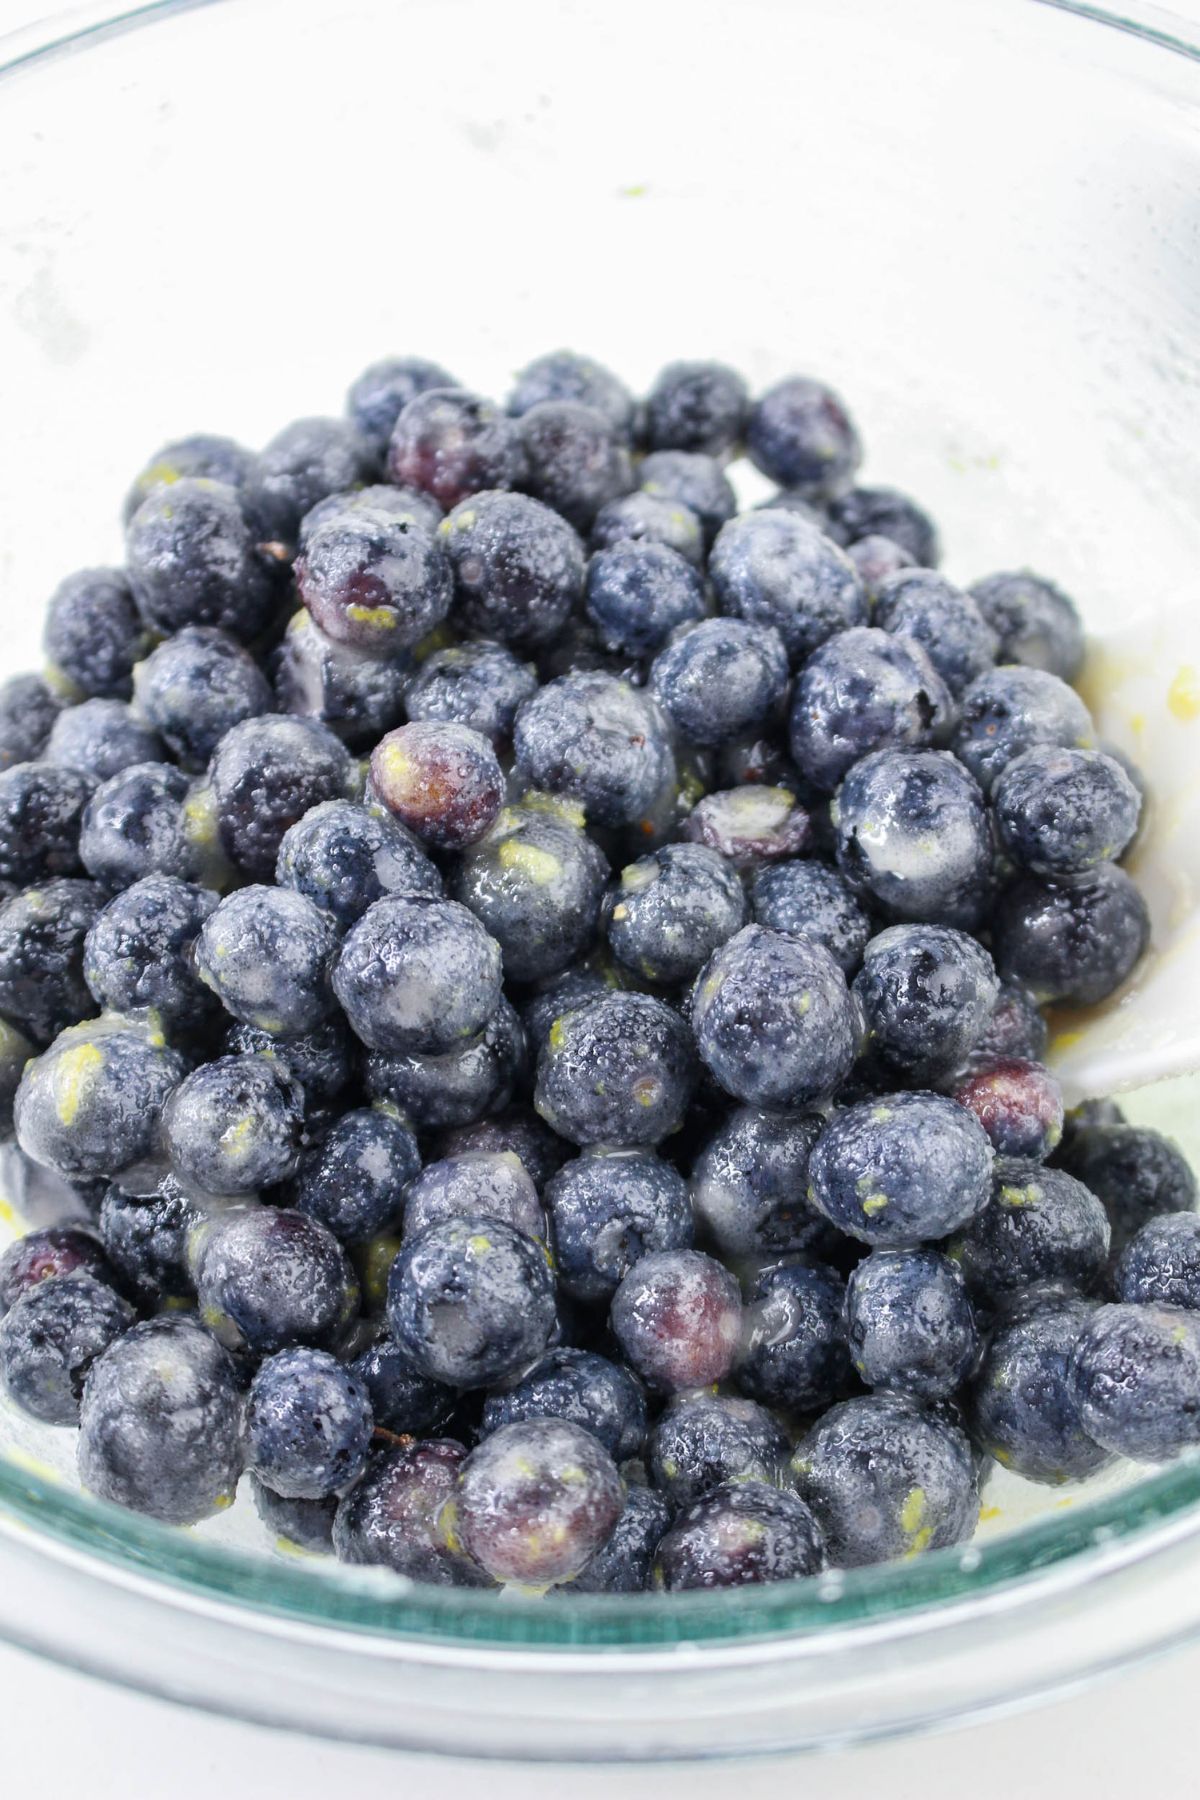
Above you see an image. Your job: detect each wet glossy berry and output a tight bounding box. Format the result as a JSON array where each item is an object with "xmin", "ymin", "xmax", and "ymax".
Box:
[
  {"xmin": 132, "ymin": 626, "xmax": 273, "ymax": 771},
  {"xmin": 603, "ymin": 843, "xmax": 746, "ymax": 987},
  {"xmin": 1056, "ymin": 1123, "xmax": 1197, "ymax": 1254},
  {"xmin": 364, "ymin": 995, "xmax": 526, "ymax": 1130},
  {"xmin": 125, "ymin": 478, "xmax": 277, "ymax": 641},
  {"xmin": 953, "ymin": 665, "xmax": 1094, "ymax": 794},
  {"xmin": 346, "ymin": 355, "xmax": 458, "ymax": 456},
  {"xmin": 333, "ymin": 1439, "xmax": 489, "ymax": 1584},
  {"xmin": 223, "ymin": 1015, "xmax": 355, "ymax": 1111},
  {"xmin": 507, "ymin": 351, "xmax": 636, "ymax": 440},
  {"xmin": 654, "ymin": 1480, "xmax": 824, "ymax": 1589},
  {"xmin": 14, "ymin": 1017, "xmax": 186, "ymax": 1186},
  {"xmin": 349, "ymin": 1332, "xmax": 453, "ymax": 1434},
  {"xmin": 258, "ymin": 417, "xmax": 376, "ymax": 544},
  {"xmin": 746, "ymin": 376, "xmax": 862, "ymax": 495},
  {"xmin": 45, "ymin": 699, "xmax": 164, "ymax": 783},
  {"xmin": 534, "ymin": 991, "xmax": 695, "ymax": 1147},
  {"xmin": 808, "ymin": 1093, "xmax": 994, "ymax": 1247},
  {"xmin": 737, "ymin": 1257, "xmax": 852, "ymax": 1415},
  {"xmin": 518, "ymin": 399, "xmax": 634, "ymax": 531},
  {"xmin": 122, "ymin": 433, "xmax": 261, "ymax": 527},
  {"xmin": 451, "ymin": 1417, "xmax": 623, "ymax": 1586},
  {"xmin": 833, "ymin": 748, "xmax": 993, "ymax": 930},
  {"xmin": 44, "ymin": 568, "xmax": 153, "ymax": 700},
  {"xmin": 610, "ymin": 1247, "xmax": 741, "ymax": 1393},
  {"xmin": 952, "ymin": 1059, "xmax": 1064, "ymax": 1161},
  {"xmin": 482, "ymin": 1347, "xmax": 647, "ymax": 1461},
  {"xmin": 1115, "ymin": 1214, "xmax": 1200, "ymax": 1311},
  {"xmin": 290, "ymin": 1107, "xmax": 419, "ymax": 1244},
  {"xmin": 1067, "ymin": 1303, "xmax": 1200, "ymax": 1462},
  {"xmin": 78, "ymin": 1316, "xmax": 245, "ymax": 1524},
  {"xmin": 750, "ymin": 860, "xmax": 871, "ymax": 975},
  {"xmin": 948, "ymin": 1162, "xmax": 1110, "ymax": 1302},
  {"xmin": 386, "ymin": 1213, "xmax": 556, "ymax": 1388},
  {"xmin": 691, "ymin": 925, "xmax": 858, "ymax": 1109},
  {"xmin": 651, "ymin": 618, "xmax": 789, "ymax": 747},
  {"xmin": 853, "ymin": 924, "xmax": 999, "ymax": 1085},
  {"xmin": 689, "ymin": 1108, "xmax": 832, "ymax": 1259},
  {"xmin": 649, "ymin": 1391, "xmax": 788, "ymax": 1508},
  {"xmin": 872, "ymin": 569, "xmax": 997, "ymax": 697},
  {"xmin": 970, "ymin": 570, "xmax": 1084, "ymax": 682},
  {"xmin": 209, "ymin": 715, "xmax": 355, "ymax": 880},
  {"xmin": 98, "ymin": 1181, "xmax": 200, "ymax": 1308},
  {"xmin": 846, "ymin": 1249, "xmax": 978, "ymax": 1401},
  {"xmin": 546, "ymin": 1147, "xmax": 693, "ymax": 1304},
  {"xmin": 643, "ymin": 360, "xmax": 749, "ymax": 457},
  {"xmin": 585, "ymin": 542, "xmax": 706, "ymax": 658},
  {"xmin": 789, "ymin": 626, "xmax": 952, "ymax": 792},
  {"xmin": 246, "ymin": 1346, "xmax": 373, "ymax": 1499},
  {"xmin": 193, "ymin": 885, "xmax": 337, "ymax": 1037},
  {"xmin": 276, "ymin": 799, "xmax": 439, "ymax": 930},
  {"xmin": 83, "ymin": 874, "xmax": 218, "ymax": 1030},
  {"xmin": 0, "ymin": 761, "xmax": 91, "ymax": 886},
  {"xmin": 334, "ymin": 893, "xmax": 502, "ymax": 1055},
  {"xmin": 793, "ymin": 1395, "xmax": 978, "ymax": 1566},
  {"xmin": 370, "ymin": 721, "xmax": 503, "ymax": 850},
  {"xmin": 0, "ymin": 675, "xmax": 63, "ymax": 772},
  {"xmin": 453, "ymin": 800, "xmax": 609, "ymax": 982},
  {"xmin": 0, "ymin": 878, "xmax": 106, "ymax": 1044},
  {"xmin": 388, "ymin": 391, "xmax": 527, "ymax": 511},
  {"xmin": 191, "ymin": 1205, "xmax": 359, "ymax": 1355},
  {"xmin": 164, "ymin": 1055, "xmax": 306, "ymax": 1196},
  {"xmin": 991, "ymin": 864, "xmax": 1149, "ymax": 1006},
  {"xmin": 569, "ymin": 1483, "xmax": 670, "ymax": 1592},
  {"xmin": 272, "ymin": 611, "xmax": 409, "ymax": 748},
  {"xmin": 969, "ymin": 1298, "xmax": 1110, "ymax": 1483},
  {"xmin": 298, "ymin": 482, "xmax": 444, "ymax": 549},
  {"xmin": 78, "ymin": 762, "xmax": 208, "ymax": 889},
  {"xmin": 710, "ymin": 509, "xmax": 866, "ymax": 665},
  {"xmin": 682, "ymin": 785, "xmax": 810, "ymax": 869},
  {"xmin": 0, "ymin": 1225, "xmax": 116, "ymax": 1317},
  {"xmin": 439, "ymin": 488, "xmax": 585, "ymax": 649},
  {"xmin": 825, "ymin": 485, "xmax": 940, "ymax": 566},
  {"xmin": 993, "ymin": 746, "xmax": 1140, "ymax": 875},
  {"xmin": 404, "ymin": 640, "xmax": 537, "ymax": 748},
  {"xmin": 296, "ymin": 505, "xmax": 452, "ymax": 653},
  {"xmin": 591, "ymin": 491, "xmax": 705, "ymax": 569},
  {"xmin": 967, "ymin": 981, "xmax": 1048, "ymax": 1070},
  {"xmin": 439, "ymin": 1105, "xmax": 567, "ymax": 1193},
  {"xmin": 402, "ymin": 1150, "xmax": 543, "ymax": 1245},
  {"xmin": 251, "ymin": 1478, "xmax": 337, "ymax": 1553}
]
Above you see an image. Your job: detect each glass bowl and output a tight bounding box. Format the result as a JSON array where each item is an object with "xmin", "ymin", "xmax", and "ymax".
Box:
[{"xmin": 2, "ymin": 0, "xmax": 1200, "ymax": 1761}]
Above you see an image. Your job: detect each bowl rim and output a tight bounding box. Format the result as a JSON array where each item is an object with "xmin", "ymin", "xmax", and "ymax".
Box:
[{"xmin": 2, "ymin": 0, "xmax": 1200, "ymax": 1666}]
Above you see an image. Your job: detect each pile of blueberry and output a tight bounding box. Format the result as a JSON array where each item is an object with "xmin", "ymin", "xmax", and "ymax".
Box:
[{"xmin": 0, "ymin": 348, "xmax": 1193, "ymax": 1597}]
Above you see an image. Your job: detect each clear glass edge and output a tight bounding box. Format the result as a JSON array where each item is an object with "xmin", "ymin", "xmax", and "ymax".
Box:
[{"xmin": 0, "ymin": 0, "xmax": 1198, "ymax": 1656}]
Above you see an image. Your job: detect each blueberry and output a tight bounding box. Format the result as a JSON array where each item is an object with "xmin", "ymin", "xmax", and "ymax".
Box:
[
  {"xmin": 246, "ymin": 1346, "xmax": 373, "ymax": 1499},
  {"xmin": 507, "ymin": 351, "xmax": 637, "ymax": 440},
  {"xmin": 845, "ymin": 1249, "xmax": 978, "ymax": 1401},
  {"xmin": 746, "ymin": 377, "xmax": 862, "ymax": 495},
  {"xmin": 98, "ymin": 1180, "xmax": 200, "ymax": 1308},
  {"xmin": 585, "ymin": 542, "xmax": 707, "ymax": 659},
  {"xmin": 967, "ymin": 981, "xmax": 1048, "ymax": 1069},
  {"xmin": 522, "ymin": 965, "xmax": 613, "ymax": 1055},
  {"xmin": 654, "ymin": 1480, "xmax": 824, "ymax": 1589},
  {"xmin": 872, "ymin": 569, "xmax": 998, "ymax": 696},
  {"xmin": 163, "ymin": 1055, "xmax": 306, "ymax": 1196},
  {"xmin": 591, "ymin": 492, "xmax": 705, "ymax": 569},
  {"xmin": 0, "ymin": 675, "xmax": 63, "ymax": 772},
  {"xmin": 191, "ymin": 1206, "xmax": 359, "ymax": 1355},
  {"xmin": 387, "ymin": 1214, "xmax": 556, "ymax": 1388},
  {"xmin": 545, "ymin": 1148, "xmax": 693, "ymax": 1304},
  {"xmin": 289, "ymin": 1106, "xmax": 419, "ymax": 1244},
  {"xmin": 969, "ymin": 570, "xmax": 1085, "ymax": 682},
  {"xmin": 832, "ymin": 748, "xmax": 993, "ymax": 930},
  {"xmin": 650, "ymin": 618, "xmax": 789, "ymax": 749},
  {"xmin": 649, "ymin": 1392, "xmax": 788, "ymax": 1508},
  {"xmin": 610, "ymin": 1248, "xmax": 741, "ymax": 1393},
  {"xmin": 482, "ymin": 1347, "xmax": 647, "ymax": 1462},
  {"xmin": 403, "ymin": 1151, "xmax": 543, "ymax": 1246},
  {"xmin": 257, "ymin": 417, "xmax": 376, "ymax": 543},
  {"xmin": 682, "ymin": 785, "xmax": 811, "ymax": 870},
  {"xmin": 77, "ymin": 1315, "xmax": 245, "ymax": 1522},
  {"xmin": 346, "ymin": 355, "xmax": 458, "ymax": 457},
  {"xmin": 1115, "ymin": 1215, "xmax": 1200, "ymax": 1310},
  {"xmin": 991, "ymin": 864, "xmax": 1149, "ymax": 1006},
  {"xmin": 808, "ymin": 1093, "xmax": 994, "ymax": 1246},
  {"xmin": 1067, "ymin": 1302, "xmax": 1200, "ymax": 1462},
  {"xmin": 276, "ymin": 799, "xmax": 440, "ymax": 929},
  {"xmin": 193, "ymin": 885, "xmax": 337, "ymax": 1038},
  {"xmin": 534, "ymin": 991, "xmax": 695, "ymax": 1147},
  {"xmin": 223, "ymin": 1015, "xmax": 356, "ymax": 1111},
  {"xmin": 125, "ymin": 478, "xmax": 278, "ymax": 641},
  {"xmin": 0, "ymin": 878, "xmax": 106, "ymax": 1044},
  {"xmin": 438, "ymin": 488, "xmax": 585, "ymax": 649},
  {"xmin": 639, "ymin": 450, "xmax": 736, "ymax": 546},
  {"xmin": 272, "ymin": 611, "xmax": 408, "ymax": 748},
  {"xmin": 603, "ymin": 843, "xmax": 746, "ymax": 987},
  {"xmin": 710, "ymin": 511, "xmax": 867, "ymax": 665},
  {"xmin": 251, "ymin": 1478, "xmax": 337, "ymax": 1553},
  {"xmin": 1055, "ymin": 1123, "xmax": 1196, "ymax": 1254},
  {"xmin": 0, "ymin": 1225, "xmax": 116, "ymax": 1316},
  {"xmin": 83, "ymin": 873, "xmax": 219, "ymax": 1030},
  {"xmin": 388, "ymin": 391, "xmax": 527, "ymax": 511},
  {"xmin": 993, "ymin": 746, "xmax": 1141, "ymax": 875},
  {"xmin": 750, "ymin": 861, "xmax": 871, "ymax": 975},
  {"xmin": 404, "ymin": 639, "xmax": 537, "ymax": 747},
  {"xmin": 14, "ymin": 1017, "xmax": 186, "ymax": 1186},
  {"xmin": 852, "ymin": 924, "xmax": 999, "ymax": 1085},
  {"xmin": 569, "ymin": 1484, "xmax": 671, "ymax": 1592},
  {"xmin": 825, "ymin": 485, "xmax": 940, "ymax": 566},
  {"xmin": 79, "ymin": 763, "xmax": 211, "ymax": 889},
  {"xmin": 439, "ymin": 1106, "xmax": 568, "ymax": 1192},
  {"xmin": 643, "ymin": 361, "xmax": 749, "ymax": 457},
  {"xmin": 951, "ymin": 1059, "xmax": 1064, "ymax": 1161},
  {"xmin": 296, "ymin": 505, "xmax": 452, "ymax": 655},
  {"xmin": 736, "ymin": 1258, "xmax": 852, "ymax": 1413},
  {"xmin": 122, "ymin": 433, "xmax": 262, "ymax": 528},
  {"xmin": 349, "ymin": 1332, "xmax": 453, "ymax": 1433},
  {"xmin": 754, "ymin": 490, "xmax": 828, "ymax": 525},
  {"xmin": 845, "ymin": 535, "xmax": 917, "ymax": 600},
  {"xmin": 209, "ymin": 716, "xmax": 356, "ymax": 880},
  {"xmin": 0, "ymin": 761, "xmax": 91, "ymax": 886},
  {"xmin": 132, "ymin": 626, "xmax": 274, "ymax": 771},
  {"xmin": 689, "ymin": 1108, "xmax": 833, "ymax": 1259},
  {"xmin": 298, "ymin": 483, "xmax": 445, "ymax": 549},
  {"xmin": 789, "ymin": 626, "xmax": 952, "ymax": 793},
  {"xmin": 691, "ymin": 925, "xmax": 858, "ymax": 1109},
  {"xmin": 455, "ymin": 805, "xmax": 610, "ymax": 984},
  {"xmin": 334, "ymin": 893, "xmax": 501, "ymax": 1055},
  {"xmin": 953, "ymin": 665, "xmax": 1094, "ymax": 794},
  {"xmin": 947, "ymin": 1163, "xmax": 1110, "ymax": 1300},
  {"xmin": 369, "ymin": 721, "xmax": 504, "ymax": 850},
  {"xmin": 333, "ymin": 1438, "xmax": 488, "ymax": 1583},
  {"xmin": 518, "ymin": 400, "xmax": 635, "ymax": 531},
  {"xmin": 512, "ymin": 673, "xmax": 677, "ymax": 836},
  {"xmin": 44, "ymin": 568, "xmax": 153, "ymax": 701},
  {"xmin": 364, "ymin": 995, "xmax": 526, "ymax": 1130},
  {"xmin": 793, "ymin": 1395, "xmax": 978, "ymax": 1566},
  {"xmin": 451, "ymin": 1416, "xmax": 622, "ymax": 1586},
  {"xmin": 969, "ymin": 1298, "xmax": 1110, "ymax": 1482}
]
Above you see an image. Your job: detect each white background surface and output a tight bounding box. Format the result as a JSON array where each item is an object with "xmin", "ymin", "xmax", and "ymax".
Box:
[{"xmin": 1, "ymin": 0, "xmax": 1199, "ymax": 1790}]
